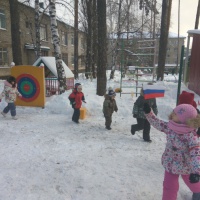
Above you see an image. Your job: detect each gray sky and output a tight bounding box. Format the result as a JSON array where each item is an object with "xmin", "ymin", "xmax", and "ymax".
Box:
[{"xmin": 170, "ymin": 0, "xmax": 198, "ymax": 37}]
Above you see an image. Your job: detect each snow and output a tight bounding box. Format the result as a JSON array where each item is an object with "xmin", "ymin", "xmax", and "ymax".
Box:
[
  {"xmin": 33, "ymin": 57, "xmax": 74, "ymax": 78},
  {"xmin": 0, "ymin": 71, "xmax": 199, "ymax": 200}
]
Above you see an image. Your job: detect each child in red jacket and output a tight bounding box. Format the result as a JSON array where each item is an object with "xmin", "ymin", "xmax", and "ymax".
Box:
[{"xmin": 69, "ymin": 84, "xmax": 86, "ymax": 123}]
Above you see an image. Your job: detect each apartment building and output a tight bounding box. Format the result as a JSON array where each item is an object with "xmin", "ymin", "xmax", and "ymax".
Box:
[
  {"xmin": 108, "ymin": 32, "xmax": 185, "ymax": 69},
  {"xmin": 0, "ymin": 1, "xmax": 86, "ymax": 77}
]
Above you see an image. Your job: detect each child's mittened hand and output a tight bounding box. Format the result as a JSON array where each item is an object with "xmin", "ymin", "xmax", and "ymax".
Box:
[
  {"xmin": 83, "ymin": 101, "xmax": 86, "ymax": 103},
  {"xmin": 143, "ymin": 103, "xmax": 151, "ymax": 114},
  {"xmin": 189, "ymin": 173, "xmax": 200, "ymax": 183}
]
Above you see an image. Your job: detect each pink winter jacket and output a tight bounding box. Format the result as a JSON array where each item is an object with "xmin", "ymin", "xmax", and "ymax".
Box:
[
  {"xmin": 0, "ymin": 81, "xmax": 21, "ymax": 103},
  {"xmin": 145, "ymin": 111, "xmax": 200, "ymax": 175}
]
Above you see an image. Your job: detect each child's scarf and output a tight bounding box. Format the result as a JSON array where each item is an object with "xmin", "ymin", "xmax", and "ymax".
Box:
[{"xmin": 168, "ymin": 120, "xmax": 196, "ymax": 134}]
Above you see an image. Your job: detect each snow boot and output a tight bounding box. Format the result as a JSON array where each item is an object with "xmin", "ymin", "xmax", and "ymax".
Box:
[
  {"xmin": 12, "ymin": 116, "xmax": 18, "ymax": 120},
  {"xmin": 144, "ymin": 139, "xmax": 152, "ymax": 143},
  {"xmin": 131, "ymin": 125, "xmax": 135, "ymax": 135},
  {"xmin": 1, "ymin": 111, "xmax": 6, "ymax": 117},
  {"xmin": 106, "ymin": 126, "xmax": 112, "ymax": 130},
  {"xmin": 193, "ymin": 193, "xmax": 200, "ymax": 200}
]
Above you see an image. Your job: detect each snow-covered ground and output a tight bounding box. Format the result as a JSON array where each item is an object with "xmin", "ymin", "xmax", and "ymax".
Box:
[{"xmin": 0, "ymin": 71, "xmax": 199, "ymax": 200}]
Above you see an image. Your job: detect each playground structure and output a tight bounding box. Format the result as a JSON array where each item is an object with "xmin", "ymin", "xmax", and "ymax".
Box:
[
  {"xmin": 117, "ymin": 37, "xmax": 157, "ymax": 97},
  {"xmin": 11, "ymin": 65, "xmax": 45, "ymax": 108},
  {"xmin": 119, "ymin": 66, "xmax": 155, "ymax": 97}
]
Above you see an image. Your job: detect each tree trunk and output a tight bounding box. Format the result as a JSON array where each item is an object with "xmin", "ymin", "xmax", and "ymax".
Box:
[
  {"xmin": 92, "ymin": 0, "xmax": 97, "ymax": 78},
  {"xmin": 74, "ymin": 0, "xmax": 79, "ymax": 79},
  {"xmin": 9, "ymin": 0, "xmax": 22, "ymax": 65},
  {"xmin": 35, "ymin": 0, "xmax": 41, "ymax": 59},
  {"xmin": 85, "ymin": 0, "xmax": 92, "ymax": 79},
  {"xmin": 97, "ymin": 0, "xmax": 107, "ymax": 96},
  {"xmin": 195, "ymin": 0, "xmax": 200, "ymax": 29},
  {"xmin": 110, "ymin": 0, "xmax": 122, "ymax": 80},
  {"xmin": 157, "ymin": 0, "xmax": 172, "ymax": 80},
  {"xmin": 49, "ymin": 0, "xmax": 67, "ymax": 94}
]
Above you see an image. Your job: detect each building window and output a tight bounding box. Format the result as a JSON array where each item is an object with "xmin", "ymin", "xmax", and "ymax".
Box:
[
  {"xmin": 62, "ymin": 53, "xmax": 68, "ymax": 65},
  {"xmin": 0, "ymin": 9, "xmax": 6, "ymax": 29},
  {"xmin": 71, "ymin": 54, "xmax": 74, "ymax": 65},
  {"xmin": 0, "ymin": 48, "xmax": 8, "ymax": 66},
  {"xmin": 40, "ymin": 24, "xmax": 47, "ymax": 41},
  {"xmin": 61, "ymin": 31, "xmax": 68, "ymax": 45},
  {"xmin": 41, "ymin": 50, "xmax": 48, "ymax": 56},
  {"xmin": 71, "ymin": 36, "xmax": 74, "ymax": 45}
]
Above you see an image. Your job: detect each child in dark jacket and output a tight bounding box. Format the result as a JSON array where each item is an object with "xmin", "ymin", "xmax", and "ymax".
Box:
[
  {"xmin": 103, "ymin": 90, "xmax": 118, "ymax": 130},
  {"xmin": 68, "ymin": 84, "xmax": 86, "ymax": 123},
  {"xmin": 144, "ymin": 103, "xmax": 200, "ymax": 200},
  {"xmin": 131, "ymin": 88, "xmax": 158, "ymax": 142}
]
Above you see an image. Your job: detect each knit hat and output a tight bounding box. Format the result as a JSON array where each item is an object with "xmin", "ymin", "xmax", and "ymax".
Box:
[
  {"xmin": 108, "ymin": 90, "xmax": 116, "ymax": 97},
  {"xmin": 178, "ymin": 91, "xmax": 197, "ymax": 109},
  {"xmin": 74, "ymin": 83, "xmax": 81, "ymax": 89},
  {"xmin": 173, "ymin": 104, "xmax": 198, "ymax": 124},
  {"xmin": 108, "ymin": 87, "xmax": 113, "ymax": 92}
]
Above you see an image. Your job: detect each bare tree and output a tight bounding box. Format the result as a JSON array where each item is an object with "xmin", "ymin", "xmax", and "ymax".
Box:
[
  {"xmin": 49, "ymin": 0, "xmax": 67, "ymax": 93},
  {"xmin": 110, "ymin": 0, "xmax": 123, "ymax": 80},
  {"xmin": 157, "ymin": 0, "xmax": 172, "ymax": 80},
  {"xmin": 74, "ymin": 0, "xmax": 79, "ymax": 79},
  {"xmin": 9, "ymin": 0, "xmax": 23, "ymax": 65},
  {"xmin": 96, "ymin": 0, "xmax": 107, "ymax": 95},
  {"xmin": 80, "ymin": 0, "xmax": 97, "ymax": 79},
  {"xmin": 195, "ymin": 0, "xmax": 200, "ymax": 29},
  {"xmin": 35, "ymin": 0, "xmax": 41, "ymax": 58},
  {"xmin": 91, "ymin": 0, "xmax": 97, "ymax": 78}
]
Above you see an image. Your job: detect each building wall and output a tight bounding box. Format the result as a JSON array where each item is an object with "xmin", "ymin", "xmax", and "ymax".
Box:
[
  {"xmin": 188, "ymin": 34, "xmax": 200, "ymax": 96},
  {"xmin": 0, "ymin": 0, "xmax": 13, "ymax": 76},
  {"xmin": 155, "ymin": 37, "xmax": 185, "ymax": 65},
  {"xmin": 0, "ymin": 2, "xmax": 86, "ymax": 77}
]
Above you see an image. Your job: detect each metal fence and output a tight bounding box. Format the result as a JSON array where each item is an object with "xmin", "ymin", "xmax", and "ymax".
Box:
[{"xmin": 45, "ymin": 77, "xmax": 74, "ymax": 97}]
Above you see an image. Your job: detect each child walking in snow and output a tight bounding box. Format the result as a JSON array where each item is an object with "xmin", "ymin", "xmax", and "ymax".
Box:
[
  {"xmin": 103, "ymin": 89, "xmax": 118, "ymax": 130},
  {"xmin": 131, "ymin": 88, "xmax": 158, "ymax": 142},
  {"xmin": 0, "ymin": 76, "xmax": 22, "ymax": 120},
  {"xmin": 144, "ymin": 103, "xmax": 200, "ymax": 200},
  {"xmin": 68, "ymin": 83, "xmax": 86, "ymax": 123}
]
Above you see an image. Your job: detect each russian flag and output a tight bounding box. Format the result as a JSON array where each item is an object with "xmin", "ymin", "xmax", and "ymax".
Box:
[{"xmin": 143, "ymin": 85, "xmax": 165, "ymax": 99}]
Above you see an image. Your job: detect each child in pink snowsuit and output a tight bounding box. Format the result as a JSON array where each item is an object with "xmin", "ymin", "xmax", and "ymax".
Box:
[{"xmin": 144, "ymin": 103, "xmax": 200, "ymax": 200}]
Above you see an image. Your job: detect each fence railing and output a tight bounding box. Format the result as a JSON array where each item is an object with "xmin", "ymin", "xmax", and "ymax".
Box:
[{"xmin": 45, "ymin": 77, "xmax": 74, "ymax": 97}]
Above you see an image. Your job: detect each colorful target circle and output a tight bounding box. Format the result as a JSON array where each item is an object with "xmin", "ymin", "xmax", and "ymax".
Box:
[{"xmin": 17, "ymin": 74, "xmax": 40, "ymax": 102}]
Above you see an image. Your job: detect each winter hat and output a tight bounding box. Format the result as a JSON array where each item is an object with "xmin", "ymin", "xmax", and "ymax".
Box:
[
  {"xmin": 108, "ymin": 90, "xmax": 116, "ymax": 97},
  {"xmin": 108, "ymin": 87, "xmax": 113, "ymax": 92},
  {"xmin": 173, "ymin": 104, "xmax": 198, "ymax": 124},
  {"xmin": 74, "ymin": 83, "xmax": 81, "ymax": 89},
  {"xmin": 178, "ymin": 91, "xmax": 197, "ymax": 109}
]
